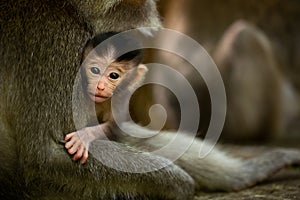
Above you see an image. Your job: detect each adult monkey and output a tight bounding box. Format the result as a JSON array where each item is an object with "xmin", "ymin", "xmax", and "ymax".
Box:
[
  {"xmin": 0, "ymin": 1, "xmax": 300, "ymax": 200},
  {"xmin": 0, "ymin": 0, "xmax": 194, "ymax": 199}
]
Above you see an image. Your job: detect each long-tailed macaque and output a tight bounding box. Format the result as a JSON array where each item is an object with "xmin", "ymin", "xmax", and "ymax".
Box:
[
  {"xmin": 1, "ymin": 0, "xmax": 300, "ymax": 199},
  {"xmin": 213, "ymin": 20, "xmax": 284, "ymax": 141},
  {"xmin": 0, "ymin": 1, "xmax": 195, "ymax": 199},
  {"xmin": 65, "ymin": 32, "xmax": 148, "ymax": 164},
  {"xmin": 212, "ymin": 20, "xmax": 299, "ymax": 142}
]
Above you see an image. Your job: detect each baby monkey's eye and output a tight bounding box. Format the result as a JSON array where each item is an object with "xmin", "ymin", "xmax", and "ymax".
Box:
[
  {"xmin": 109, "ymin": 72, "xmax": 120, "ymax": 80},
  {"xmin": 91, "ymin": 67, "xmax": 100, "ymax": 75}
]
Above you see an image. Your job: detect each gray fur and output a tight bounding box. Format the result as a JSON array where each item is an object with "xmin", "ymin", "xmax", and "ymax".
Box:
[
  {"xmin": 120, "ymin": 122, "xmax": 300, "ymax": 191},
  {"xmin": 0, "ymin": 0, "xmax": 193, "ymax": 199}
]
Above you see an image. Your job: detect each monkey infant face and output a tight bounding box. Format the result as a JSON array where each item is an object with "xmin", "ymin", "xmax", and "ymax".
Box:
[{"xmin": 82, "ymin": 58, "xmax": 135, "ymax": 103}]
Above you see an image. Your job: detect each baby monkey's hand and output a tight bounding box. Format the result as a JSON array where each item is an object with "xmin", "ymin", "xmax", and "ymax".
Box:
[
  {"xmin": 65, "ymin": 128, "xmax": 92, "ymax": 164},
  {"xmin": 65, "ymin": 123, "xmax": 109, "ymax": 164}
]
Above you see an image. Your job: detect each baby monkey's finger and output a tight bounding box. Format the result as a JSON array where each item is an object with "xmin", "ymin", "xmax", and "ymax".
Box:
[
  {"xmin": 68, "ymin": 141, "xmax": 81, "ymax": 155},
  {"xmin": 81, "ymin": 148, "xmax": 89, "ymax": 164},
  {"xmin": 73, "ymin": 145, "xmax": 84, "ymax": 161},
  {"xmin": 65, "ymin": 139, "xmax": 76, "ymax": 149},
  {"xmin": 65, "ymin": 132, "xmax": 77, "ymax": 141}
]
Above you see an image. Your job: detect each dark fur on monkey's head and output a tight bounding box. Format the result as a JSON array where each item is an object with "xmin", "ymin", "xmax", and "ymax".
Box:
[{"xmin": 82, "ymin": 32, "xmax": 143, "ymax": 66}]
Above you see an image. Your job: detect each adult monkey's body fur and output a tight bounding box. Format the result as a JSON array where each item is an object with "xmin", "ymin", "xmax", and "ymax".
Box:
[{"xmin": 0, "ymin": 0, "xmax": 299, "ymax": 199}]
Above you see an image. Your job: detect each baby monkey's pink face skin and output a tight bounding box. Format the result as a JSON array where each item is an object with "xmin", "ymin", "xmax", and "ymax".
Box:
[{"xmin": 82, "ymin": 54, "xmax": 135, "ymax": 103}]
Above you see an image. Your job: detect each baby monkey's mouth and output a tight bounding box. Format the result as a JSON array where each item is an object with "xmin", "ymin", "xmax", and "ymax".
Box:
[
  {"xmin": 89, "ymin": 92, "xmax": 111, "ymax": 103},
  {"xmin": 95, "ymin": 94, "xmax": 109, "ymax": 98}
]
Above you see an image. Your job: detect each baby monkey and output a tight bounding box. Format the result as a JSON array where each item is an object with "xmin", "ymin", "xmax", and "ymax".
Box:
[{"xmin": 65, "ymin": 32, "xmax": 147, "ymax": 164}]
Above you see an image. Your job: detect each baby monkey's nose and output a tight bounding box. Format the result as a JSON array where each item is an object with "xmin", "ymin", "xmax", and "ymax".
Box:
[{"xmin": 97, "ymin": 80, "xmax": 106, "ymax": 91}]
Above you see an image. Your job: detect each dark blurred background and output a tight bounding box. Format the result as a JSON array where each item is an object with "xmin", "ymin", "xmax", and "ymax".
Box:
[
  {"xmin": 132, "ymin": 0, "xmax": 300, "ymax": 144},
  {"xmin": 157, "ymin": 0, "xmax": 300, "ymax": 80}
]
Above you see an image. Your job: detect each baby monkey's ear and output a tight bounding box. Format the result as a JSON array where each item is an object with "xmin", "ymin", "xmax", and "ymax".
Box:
[
  {"xmin": 114, "ymin": 64, "xmax": 148, "ymax": 96},
  {"xmin": 136, "ymin": 64, "xmax": 148, "ymax": 76},
  {"xmin": 127, "ymin": 64, "xmax": 148, "ymax": 91}
]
